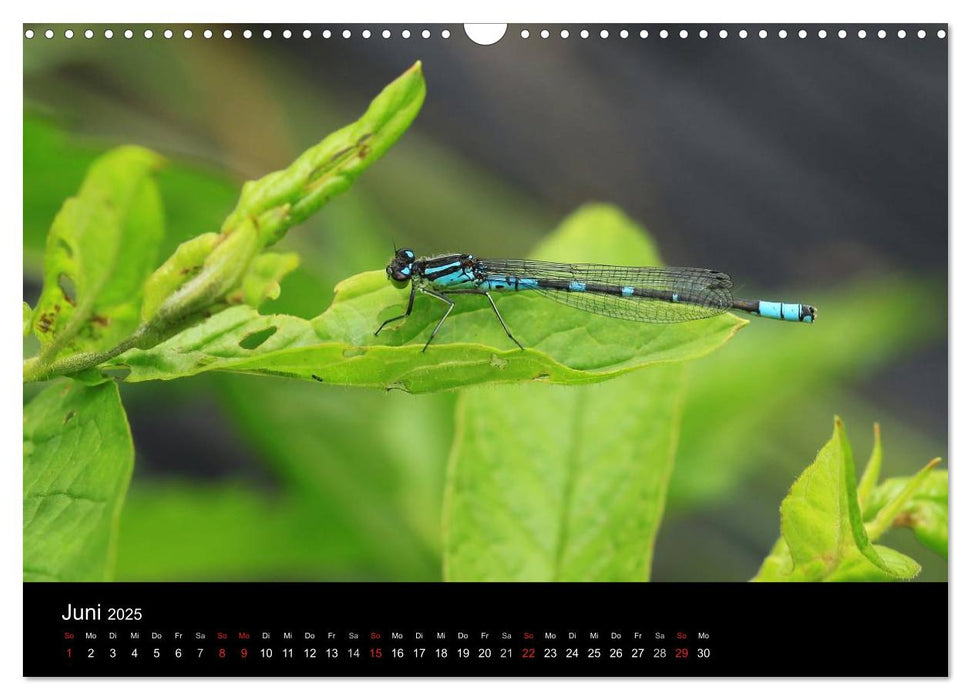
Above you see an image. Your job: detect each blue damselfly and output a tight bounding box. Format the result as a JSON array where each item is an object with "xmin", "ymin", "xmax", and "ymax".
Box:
[{"xmin": 376, "ymin": 248, "xmax": 816, "ymax": 351}]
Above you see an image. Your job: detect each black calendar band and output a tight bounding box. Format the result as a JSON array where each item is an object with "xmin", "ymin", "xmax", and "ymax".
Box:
[{"xmin": 24, "ymin": 582, "xmax": 947, "ymax": 677}]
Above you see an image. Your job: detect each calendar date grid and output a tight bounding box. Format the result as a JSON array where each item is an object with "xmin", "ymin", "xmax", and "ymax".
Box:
[{"xmin": 60, "ymin": 625, "xmax": 714, "ymax": 667}]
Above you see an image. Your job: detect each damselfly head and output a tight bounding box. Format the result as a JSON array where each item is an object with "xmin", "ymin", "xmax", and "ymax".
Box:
[{"xmin": 386, "ymin": 247, "xmax": 416, "ymax": 286}]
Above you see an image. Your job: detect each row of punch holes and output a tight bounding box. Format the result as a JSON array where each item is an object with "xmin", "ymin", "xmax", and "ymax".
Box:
[{"xmin": 24, "ymin": 26, "xmax": 948, "ymax": 42}]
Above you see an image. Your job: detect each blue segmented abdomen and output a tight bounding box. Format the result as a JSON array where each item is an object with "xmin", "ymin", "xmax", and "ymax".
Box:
[{"xmin": 756, "ymin": 300, "xmax": 816, "ymax": 323}]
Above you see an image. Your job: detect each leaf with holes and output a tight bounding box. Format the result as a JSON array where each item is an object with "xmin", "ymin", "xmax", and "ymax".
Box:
[
  {"xmin": 30, "ymin": 146, "xmax": 165, "ymax": 359},
  {"xmin": 131, "ymin": 61, "xmax": 423, "ymax": 344},
  {"xmin": 23, "ymin": 381, "xmax": 134, "ymax": 581},
  {"xmin": 221, "ymin": 61, "xmax": 427, "ymax": 247},
  {"xmin": 105, "ymin": 205, "xmax": 745, "ymax": 393},
  {"xmin": 753, "ymin": 417, "xmax": 922, "ymax": 582},
  {"xmin": 442, "ymin": 209, "xmax": 687, "ymax": 581}
]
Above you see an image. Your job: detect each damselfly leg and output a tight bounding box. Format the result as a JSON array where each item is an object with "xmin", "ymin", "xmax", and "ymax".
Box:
[
  {"xmin": 419, "ymin": 288, "xmax": 455, "ymax": 352},
  {"xmin": 373, "ymin": 284, "xmax": 417, "ymax": 336},
  {"xmin": 373, "ymin": 286, "xmax": 524, "ymax": 352},
  {"xmin": 448, "ymin": 289, "xmax": 524, "ymax": 350}
]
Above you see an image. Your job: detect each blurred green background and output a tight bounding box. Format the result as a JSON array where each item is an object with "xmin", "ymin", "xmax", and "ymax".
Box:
[{"xmin": 23, "ymin": 25, "xmax": 947, "ymax": 581}]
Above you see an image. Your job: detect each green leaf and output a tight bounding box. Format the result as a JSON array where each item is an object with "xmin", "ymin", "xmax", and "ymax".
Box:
[
  {"xmin": 24, "ymin": 115, "xmax": 108, "ymax": 278},
  {"xmin": 856, "ymin": 423, "xmax": 882, "ymax": 506},
  {"xmin": 231, "ymin": 251, "xmax": 301, "ymax": 308},
  {"xmin": 752, "ymin": 417, "xmax": 921, "ymax": 582},
  {"xmin": 863, "ymin": 468, "xmax": 948, "ymax": 559},
  {"xmin": 31, "ymin": 146, "xmax": 165, "ymax": 358},
  {"xmin": 913, "ymin": 501, "xmax": 948, "ymax": 558},
  {"xmin": 106, "ymin": 205, "xmax": 745, "ymax": 393},
  {"xmin": 221, "ymin": 61, "xmax": 427, "ymax": 248},
  {"xmin": 864, "ymin": 458, "xmax": 939, "ymax": 541},
  {"xmin": 444, "ymin": 370, "xmax": 685, "ymax": 581},
  {"xmin": 23, "ymin": 380, "xmax": 134, "ymax": 581},
  {"xmin": 23, "ymin": 113, "xmax": 242, "ymax": 283},
  {"xmin": 443, "ymin": 209, "xmax": 692, "ymax": 581}
]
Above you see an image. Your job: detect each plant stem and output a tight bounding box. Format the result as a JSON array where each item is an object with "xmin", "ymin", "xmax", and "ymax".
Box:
[
  {"xmin": 23, "ymin": 329, "xmax": 147, "ymax": 383},
  {"xmin": 35, "ymin": 296, "xmax": 97, "ymax": 366}
]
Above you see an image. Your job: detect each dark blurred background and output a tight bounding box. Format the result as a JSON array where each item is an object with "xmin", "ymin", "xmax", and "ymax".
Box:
[{"xmin": 23, "ymin": 24, "xmax": 948, "ymax": 581}]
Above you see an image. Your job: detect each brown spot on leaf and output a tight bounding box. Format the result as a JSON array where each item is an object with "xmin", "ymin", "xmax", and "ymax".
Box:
[
  {"xmin": 356, "ymin": 133, "xmax": 372, "ymax": 158},
  {"xmin": 37, "ymin": 312, "xmax": 55, "ymax": 333},
  {"xmin": 895, "ymin": 513, "xmax": 917, "ymax": 528},
  {"xmin": 91, "ymin": 315, "xmax": 110, "ymax": 327}
]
